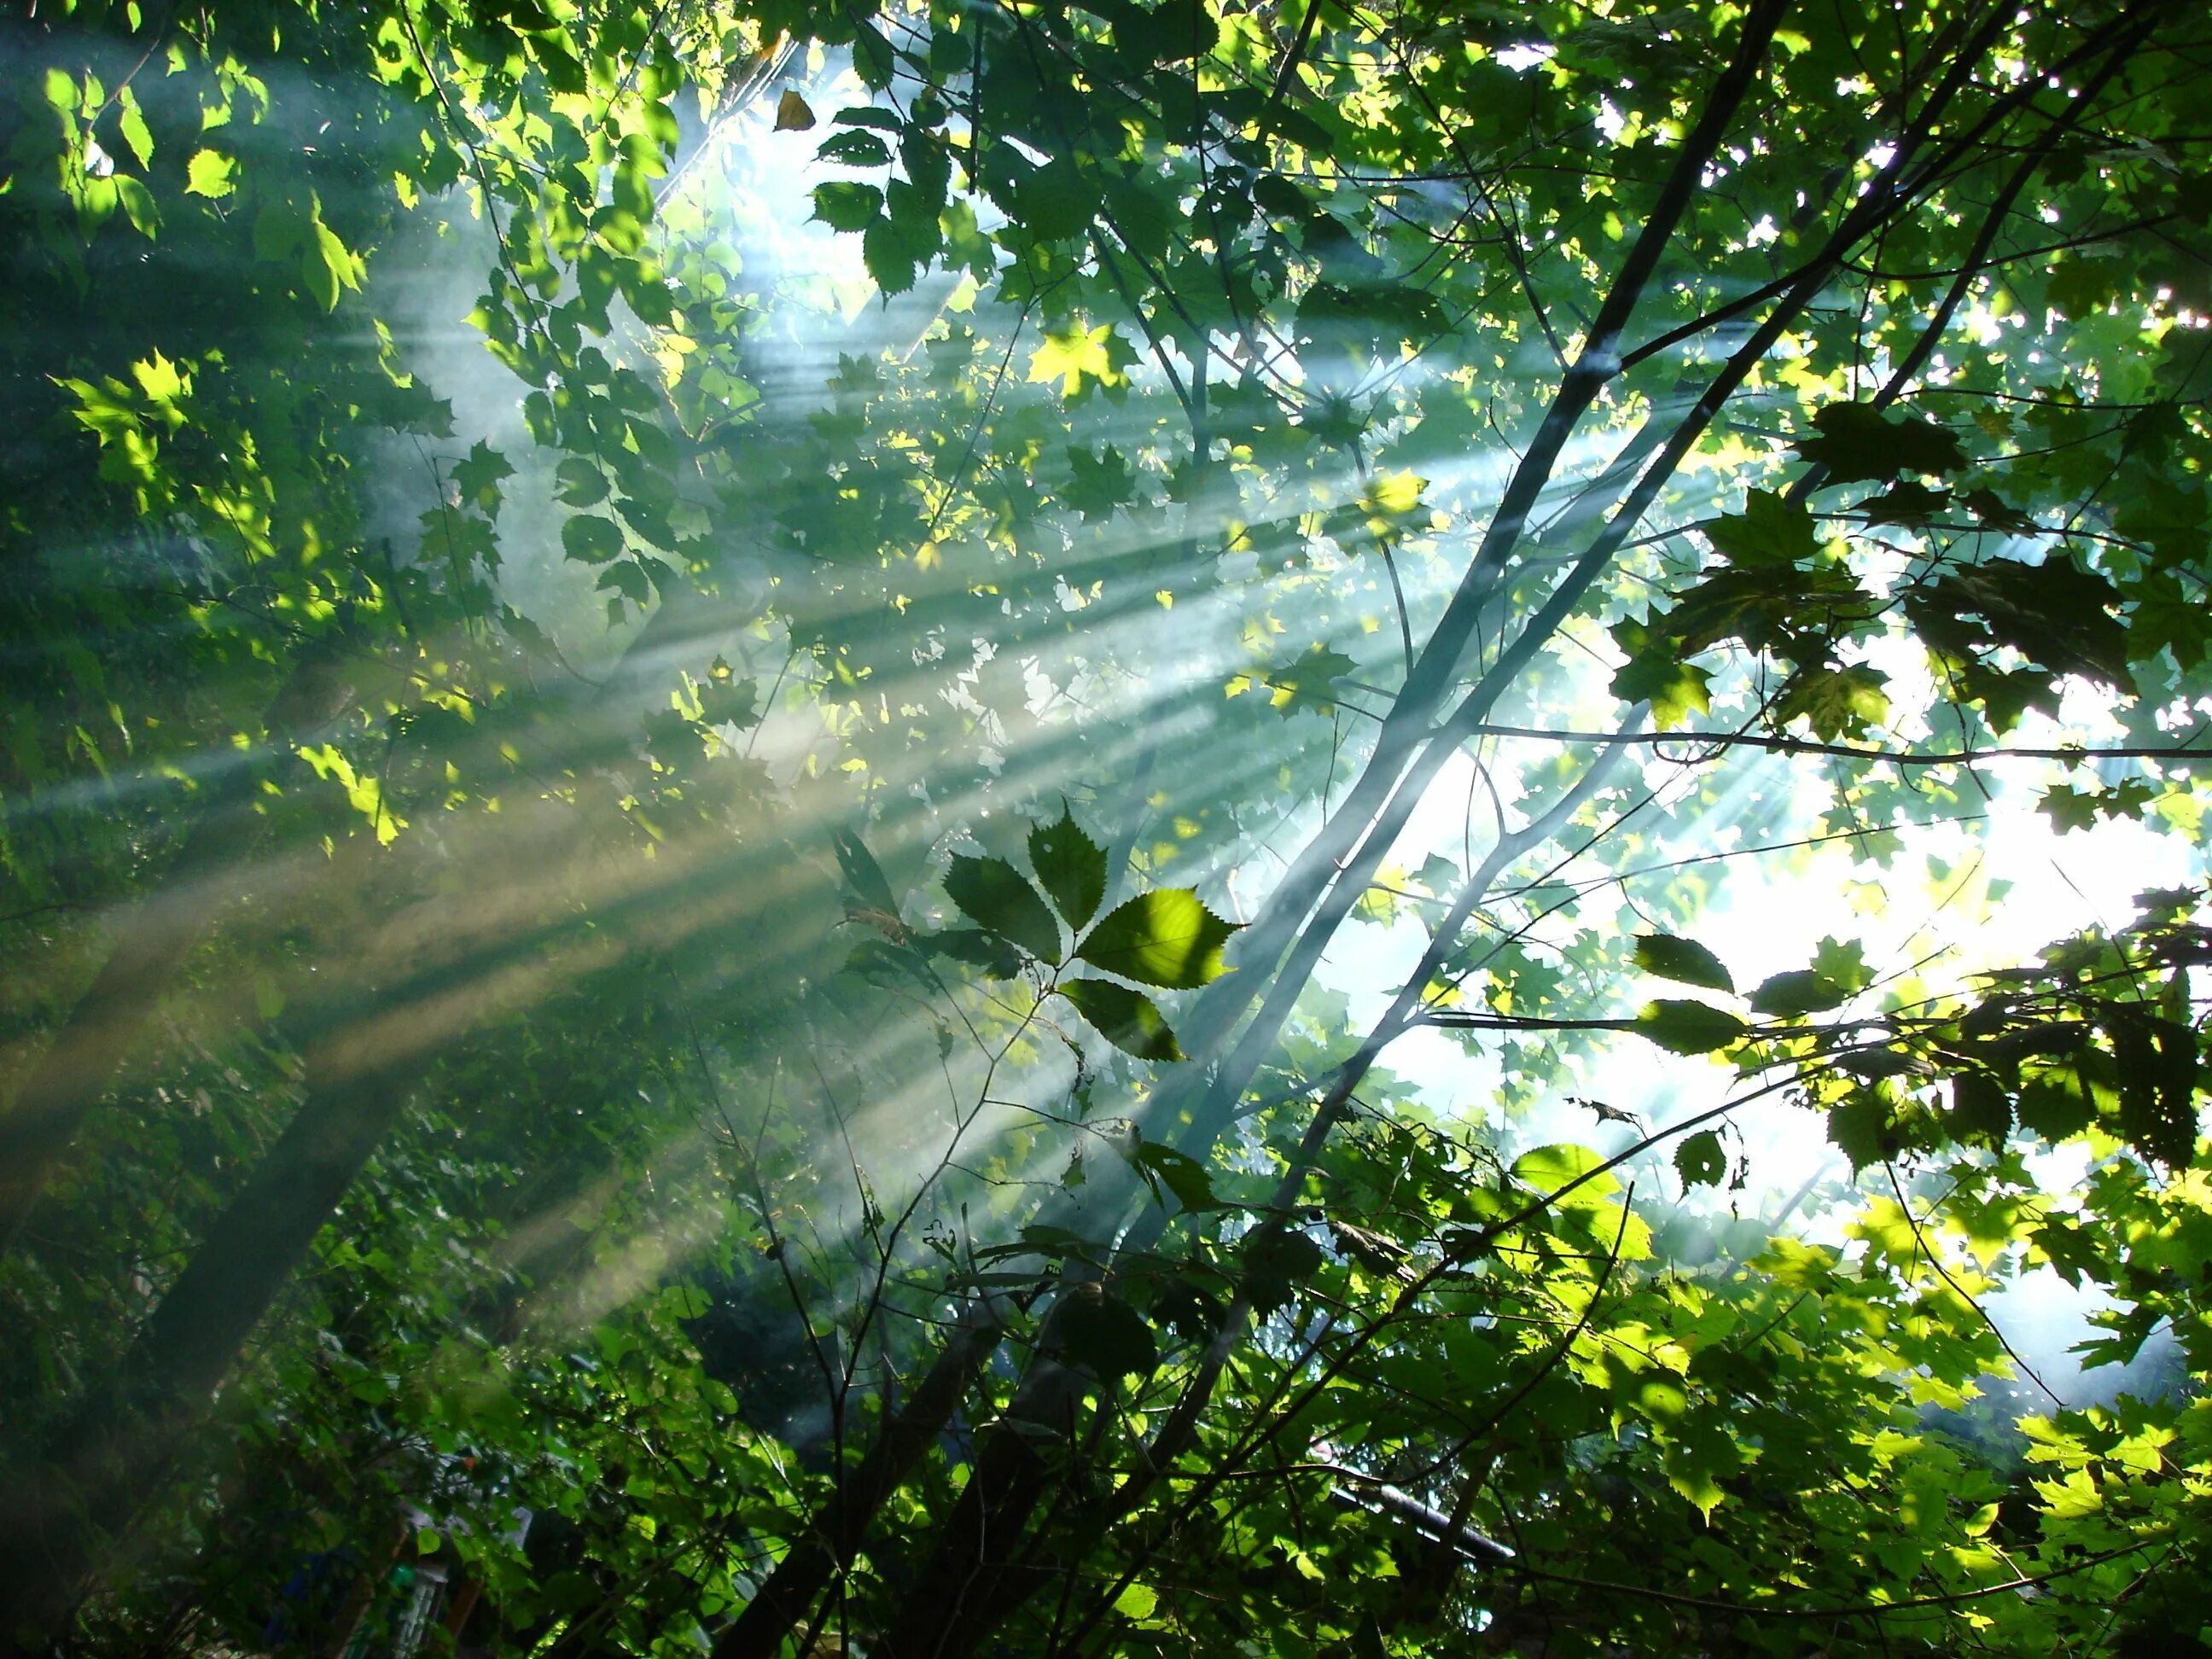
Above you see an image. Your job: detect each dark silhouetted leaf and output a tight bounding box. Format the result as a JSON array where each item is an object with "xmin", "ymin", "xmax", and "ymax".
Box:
[
  {"xmin": 1749, "ymin": 970, "xmax": 1849, "ymax": 1018},
  {"xmin": 1634, "ymin": 1000, "xmax": 1748, "ymax": 1055},
  {"xmin": 812, "ymin": 181, "xmax": 882, "ymax": 232},
  {"xmin": 926, "ymin": 928, "xmax": 1023, "ymax": 979},
  {"xmin": 1633, "ymin": 934, "xmax": 1734, "ymax": 994},
  {"xmin": 562, "ymin": 515, "xmax": 624, "ymax": 564},
  {"xmin": 832, "ymin": 827, "xmax": 901, "ymax": 920},
  {"xmin": 945, "ymin": 855, "xmax": 1062, "ymax": 962},
  {"xmin": 1134, "ymin": 1140, "xmax": 1223, "ymax": 1210},
  {"xmin": 1030, "ymin": 807, "xmax": 1108, "ymax": 928},
  {"xmin": 1244, "ymin": 1226, "xmax": 1324, "ymax": 1315},
  {"xmin": 1060, "ymin": 978, "xmax": 1182, "ymax": 1060},
  {"xmin": 1793, "ymin": 401, "xmax": 1967, "ymax": 484},
  {"xmin": 1674, "ymin": 1130, "xmax": 1726, "ymax": 1188}
]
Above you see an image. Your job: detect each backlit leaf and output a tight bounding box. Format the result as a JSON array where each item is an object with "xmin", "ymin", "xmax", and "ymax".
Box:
[{"xmin": 1076, "ymin": 889, "xmax": 1238, "ymax": 988}]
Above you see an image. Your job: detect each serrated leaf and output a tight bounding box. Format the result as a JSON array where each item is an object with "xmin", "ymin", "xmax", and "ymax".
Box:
[
  {"xmin": 1826, "ymin": 1090, "xmax": 1896, "ymax": 1168},
  {"xmin": 1749, "ymin": 969, "xmax": 1848, "ymax": 1018},
  {"xmin": 562, "ymin": 515, "xmax": 624, "ymax": 564},
  {"xmin": 1027, "ymin": 323, "xmax": 1123, "ymax": 398},
  {"xmin": 1705, "ymin": 489, "xmax": 1821, "ymax": 568},
  {"xmin": 451, "ymin": 440, "xmax": 512, "ymax": 512},
  {"xmin": 1609, "ymin": 640, "xmax": 1712, "ymax": 730},
  {"xmin": 1059, "ymin": 978, "xmax": 1182, "ymax": 1060},
  {"xmin": 184, "ymin": 148, "xmax": 236, "ymax": 199},
  {"xmin": 1674, "ymin": 1130, "xmax": 1726, "ymax": 1188},
  {"xmin": 1076, "ymin": 889, "xmax": 1238, "ymax": 988},
  {"xmin": 1261, "ymin": 645, "xmax": 1357, "ymax": 719},
  {"xmin": 1949, "ymin": 1073, "xmax": 2011, "ymax": 1144},
  {"xmin": 1634, "ymin": 1000, "xmax": 1749, "ymax": 1056},
  {"xmin": 1775, "ymin": 664, "xmax": 1889, "ymax": 740},
  {"xmin": 1029, "ymin": 807, "xmax": 1107, "ymax": 928},
  {"xmin": 945, "ymin": 855, "xmax": 1062, "ymax": 962},
  {"xmin": 1633, "ymin": 934, "xmax": 1733, "ymax": 993},
  {"xmin": 1793, "ymin": 401, "xmax": 1967, "ymax": 484},
  {"xmin": 817, "ymin": 128, "xmax": 891, "ymax": 166},
  {"xmin": 555, "ymin": 457, "xmax": 608, "ymax": 507},
  {"xmin": 812, "ymin": 180, "xmax": 882, "ymax": 233},
  {"xmin": 1510, "ymin": 1143, "xmax": 1617, "ymax": 1205},
  {"xmin": 1113, "ymin": 1584, "xmax": 1158, "ymax": 1620},
  {"xmin": 118, "ymin": 97, "xmax": 154, "ymax": 170},
  {"xmin": 925, "ymin": 928, "xmax": 1022, "ymax": 979}
]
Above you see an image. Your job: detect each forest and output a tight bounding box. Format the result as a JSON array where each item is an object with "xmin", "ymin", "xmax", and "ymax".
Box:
[{"xmin": 2, "ymin": 0, "xmax": 2210, "ymax": 1654}]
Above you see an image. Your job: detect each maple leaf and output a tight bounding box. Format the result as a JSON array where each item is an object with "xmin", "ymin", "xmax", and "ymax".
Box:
[
  {"xmin": 1261, "ymin": 646, "xmax": 1358, "ymax": 719},
  {"xmin": 1063, "ymin": 444, "xmax": 1137, "ymax": 521},
  {"xmin": 1027, "ymin": 323, "xmax": 1125, "ymax": 398},
  {"xmin": 1793, "ymin": 401, "xmax": 1967, "ymax": 485}
]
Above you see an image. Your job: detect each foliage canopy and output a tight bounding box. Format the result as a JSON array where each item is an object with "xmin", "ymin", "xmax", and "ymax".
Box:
[{"xmin": 3, "ymin": 0, "xmax": 2212, "ymax": 1656}]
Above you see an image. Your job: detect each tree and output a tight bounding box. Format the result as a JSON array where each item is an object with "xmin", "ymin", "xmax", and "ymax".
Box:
[{"xmin": 1, "ymin": 0, "xmax": 2209, "ymax": 1656}]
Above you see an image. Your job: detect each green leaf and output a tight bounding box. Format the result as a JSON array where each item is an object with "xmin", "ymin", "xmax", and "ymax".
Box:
[
  {"xmin": 596, "ymin": 560, "xmax": 650, "ymax": 606},
  {"xmin": 817, "ymin": 129, "xmax": 892, "ymax": 166},
  {"xmin": 1029, "ymin": 807, "xmax": 1108, "ymax": 928},
  {"xmin": 1775, "ymin": 664, "xmax": 1889, "ymax": 740},
  {"xmin": 2040, "ymin": 781, "xmax": 2155, "ymax": 833},
  {"xmin": 114, "ymin": 174, "xmax": 160, "ymax": 240},
  {"xmin": 562, "ymin": 515, "xmax": 624, "ymax": 564},
  {"xmin": 1063, "ymin": 444, "xmax": 1136, "ymax": 521},
  {"xmin": 555, "ymin": 457, "xmax": 609, "ymax": 507},
  {"xmin": 925, "ymin": 928, "xmax": 1023, "ymax": 979},
  {"xmin": 1055, "ymin": 1288, "xmax": 1155, "ymax": 1381},
  {"xmin": 1826, "ymin": 1090, "xmax": 1897, "ymax": 1168},
  {"xmin": 1510, "ymin": 1143, "xmax": 1617, "ymax": 1205},
  {"xmin": 831, "ymin": 827, "xmax": 902, "ymax": 921},
  {"xmin": 1808, "ymin": 937, "xmax": 1873, "ymax": 996},
  {"xmin": 1243, "ymin": 1226, "xmax": 1324, "ymax": 1315},
  {"xmin": 1148, "ymin": 0, "xmax": 1220, "ymax": 61},
  {"xmin": 1134, "ymin": 1141, "xmax": 1222, "ymax": 1211},
  {"xmin": 1633, "ymin": 934, "xmax": 1733, "ymax": 994},
  {"xmin": 1949, "ymin": 1073, "xmax": 2011, "ymax": 1144},
  {"xmin": 1793, "ymin": 401, "xmax": 1967, "ymax": 484},
  {"xmin": 1112, "ymin": 1584, "xmax": 1158, "ymax": 1621},
  {"xmin": 1027, "ymin": 323, "xmax": 1125, "ymax": 399},
  {"xmin": 944, "ymin": 854, "xmax": 1062, "ymax": 962},
  {"xmin": 451, "ymin": 440, "xmax": 513, "ymax": 513},
  {"xmin": 1674, "ymin": 1130, "xmax": 1726, "ymax": 1188},
  {"xmin": 1076, "ymin": 889, "xmax": 1239, "ymax": 988},
  {"xmin": 1634, "ymin": 1000, "xmax": 1748, "ymax": 1056},
  {"xmin": 1609, "ymin": 638, "xmax": 1712, "ymax": 730},
  {"xmin": 1059, "ymin": 978, "xmax": 1183, "ymax": 1061},
  {"xmin": 862, "ymin": 196, "xmax": 939, "ymax": 297},
  {"xmin": 1748, "ymin": 970, "xmax": 1848, "ymax": 1018},
  {"xmin": 184, "ymin": 148, "xmax": 236, "ymax": 199},
  {"xmin": 812, "ymin": 181, "xmax": 882, "ymax": 232},
  {"xmin": 117, "ymin": 96, "xmax": 154, "ymax": 170},
  {"xmin": 1259, "ymin": 645, "xmax": 1358, "ymax": 719},
  {"xmin": 1704, "ymin": 489, "xmax": 1820, "ymax": 568}
]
